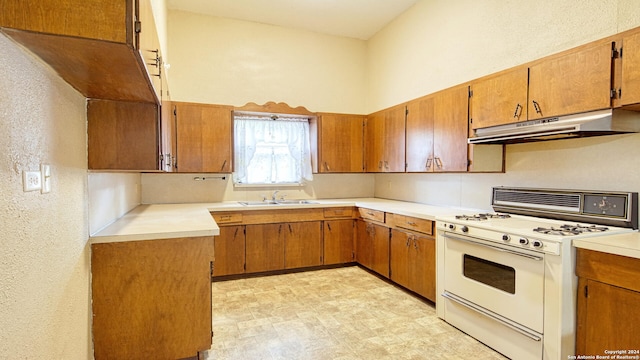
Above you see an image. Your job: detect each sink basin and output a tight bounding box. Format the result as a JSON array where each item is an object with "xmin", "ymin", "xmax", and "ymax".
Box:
[{"xmin": 238, "ymin": 200, "xmax": 319, "ymax": 206}]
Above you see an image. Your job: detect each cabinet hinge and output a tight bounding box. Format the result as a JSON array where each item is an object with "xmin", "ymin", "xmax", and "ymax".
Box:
[
  {"xmin": 173, "ymin": 107, "xmax": 177, "ymax": 116},
  {"xmin": 135, "ymin": 20, "xmax": 142, "ymax": 34},
  {"xmin": 405, "ymin": 107, "xmax": 409, "ymax": 116},
  {"xmin": 620, "ymin": 46, "xmax": 623, "ymax": 58},
  {"xmin": 612, "ymin": 42, "xmax": 619, "ymax": 58},
  {"xmin": 584, "ymin": 285, "xmax": 588, "ymax": 298},
  {"xmin": 611, "ymin": 89, "xmax": 617, "ymax": 99},
  {"xmin": 468, "ymin": 89, "xmax": 473, "ymax": 98}
]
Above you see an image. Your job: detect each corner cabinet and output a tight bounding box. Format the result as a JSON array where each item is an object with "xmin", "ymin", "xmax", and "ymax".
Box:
[
  {"xmin": 317, "ymin": 113, "xmax": 365, "ymax": 173},
  {"xmin": 173, "ymin": 102, "xmax": 233, "ymax": 173},
  {"xmin": 364, "ymin": 105, "xmax": 406, "ymax": 173},
  {"xmin": 88, "ymin": 99, "xmax": 164, "ymax": 171},
  {"xmin": 91, "ymin": 237, "xmax": 214, "ymax": 359},
  {"xmin": 0, "ymin": 0, "xmax": 161, "ymax": 103},
  {"xmin": 575, "ymin": 248, "xmax": 640, "ymax": 355}
]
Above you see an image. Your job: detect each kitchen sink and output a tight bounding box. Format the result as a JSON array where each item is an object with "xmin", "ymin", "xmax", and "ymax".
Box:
[{"xmin": 238, "ymin": 199, "xmax": 319, "ymax": 206}]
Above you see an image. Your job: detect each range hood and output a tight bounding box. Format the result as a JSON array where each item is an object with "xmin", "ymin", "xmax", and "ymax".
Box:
[{"xmin": 468, "ymin": 109, "xmax": 640, "ymax": 144}]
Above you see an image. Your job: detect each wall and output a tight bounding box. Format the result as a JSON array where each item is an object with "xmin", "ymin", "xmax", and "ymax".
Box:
[
  {"xmin": 368, "ymin": 0, "xmax": 640, "ymax": 211},
  {"xmin": 167, "ymin": 10, "xmax": 368, "ymax": 114},
  {"xmin": 0, "ymin": 34, "xmax": 91, "ymax": 359},
  {"xmin": 88, "ymin": 173, "xmax": 141, "ymax": 235}
]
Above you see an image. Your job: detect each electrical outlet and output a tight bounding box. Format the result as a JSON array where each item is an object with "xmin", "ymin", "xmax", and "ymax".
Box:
[{"xmin": 23, "ymin": 170, "xmax": 42, "ymax": 192}]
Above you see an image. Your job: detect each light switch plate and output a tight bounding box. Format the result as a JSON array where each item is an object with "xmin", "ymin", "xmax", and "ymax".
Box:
[
  {"xmin": 23, "ymin": 170, "xmax": 42, "ymax": 192},
  {"xmin": 41, "ymin": 164, "xmax": 51, "ymax": 194}
]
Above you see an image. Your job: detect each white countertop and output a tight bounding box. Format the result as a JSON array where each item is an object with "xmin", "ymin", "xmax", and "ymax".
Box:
[
  {"xmin": 90, "ymin": 198, "xmax": 474, "ymax": 244},
  {"xmin": 573, "ymin": 232, "xmax": 640, "ymax": 260}
]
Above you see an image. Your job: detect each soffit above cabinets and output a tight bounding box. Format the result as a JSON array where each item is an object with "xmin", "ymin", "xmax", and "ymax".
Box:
[{"xmin": 166, "ymin": 0, "xmax": 420, "ymax": 40}]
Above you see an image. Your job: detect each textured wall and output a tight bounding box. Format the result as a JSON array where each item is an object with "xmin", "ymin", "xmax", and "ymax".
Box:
[
  {"xmin": 167, "ymin": 10, "xmax": 368, "ymax": 114},
  {"xmin": 0, "ymin": 34, "xmax": 91, "ymax": 359},
  {"xmin": 369, "ymin": 0, "xmax": 640, "ymax": 211}
]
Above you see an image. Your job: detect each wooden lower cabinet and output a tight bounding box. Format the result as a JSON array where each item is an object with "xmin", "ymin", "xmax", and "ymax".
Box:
[
  {"xmin": 324, "ymin": 219, "xmax": 356, "ymax": 265},
  {"xmin": 285, "ymin": 221, "xmax": 323, "ymax": 269},
  {"xmin": 390, "ymin": 229, "xmax": 436, "ymax": 301},
  {"xmin": 213, "ymin": 225, "xmax": 245, "ymax": 276},
  {"xmin": 576, "ymin": 248, "xmax": 640, "ymax": 355},
  {"xmin": 356, "ymin": 220, "xmax": 390, "ymax": 278},
  {"xmin": 245, "ymin": 223, "xmax": 285, "ymax": 273},
  {"xmin": 91, "ymin": 237, "xmax": 214, "ymax": 360}
]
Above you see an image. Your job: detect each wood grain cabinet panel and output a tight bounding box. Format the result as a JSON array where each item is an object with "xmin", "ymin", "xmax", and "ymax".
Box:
[
  {"xmin": 174, "ymin": 102, "xmax": 233, "ymax": 173},
  {"xmin": 390, "ymin": 229, "xmax": 436, "ymax": 302},
  {"xmin": 284, "ymin": 221, "xmax": 323, "ymax": 269},
  {"xmin": 356, "ymin": 220, "xmax": 390, "ymax": 278},
  {"xmin": 0, "ymin": 0, "xmax": 159, "ymax": 103},
  {"xmin": 365, "ymin": 105, "xmax": 406, "ymax": 173},
  {"xmin": 470, "ymin": 68, "xmax": 529, "ymax": 130},
  {"xmin": 576, "ymin": 248, "xmax": 640, "ymax": 356},
  {"xmin": 91, "ymin": 237, "xmax": 214, "ymax": 360},
  {"xmin": 620, "ymin": 31, "xmax": 640, "ymax": 108},
  {"xmin": 245, "ymin": 223, "xmax": 285, "ymax": 273},
  {"xmin": 528, "ymin": 43, "xmax": 612, "ymax": 119},
  {"xmin": 317, "ymin": 113, "xmax": 365, "ymax": 173},
  {"xmin": 213, "ymin": 225, "xmax": 245, "ymax": 277},
  {"xmin": 88, "ymin": 99, "xmax": 161, "ymax": 171},
  {"xmin": 324, "ymin": 220, "xmax": 355, "ymax": 265}
]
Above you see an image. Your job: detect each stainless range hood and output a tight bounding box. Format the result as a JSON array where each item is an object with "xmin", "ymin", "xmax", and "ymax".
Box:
[{"xmin": 468, "ymin": 108, "xmax": 640, "ymax": 144}]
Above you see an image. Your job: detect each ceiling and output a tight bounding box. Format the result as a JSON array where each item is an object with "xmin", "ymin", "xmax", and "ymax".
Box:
[{"xmin": 166, "ymin": 0, "xmax": 420, "ymax": 40}]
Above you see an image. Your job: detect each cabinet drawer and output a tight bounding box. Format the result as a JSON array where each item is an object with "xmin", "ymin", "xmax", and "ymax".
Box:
[
  {"xmin": 324, "ymin": 207, "xmax": 355, "ymax": 219},
  {"xmin": 393, "ymin": 214, "xmax": 433, "ymax": 235},
  {"xmin": 358, "ymin": 208, "xmax": 385, "ymax": 223},
  {"xmin": 211, "ymin": 212, "xmax": 243, "ymax": 225}
]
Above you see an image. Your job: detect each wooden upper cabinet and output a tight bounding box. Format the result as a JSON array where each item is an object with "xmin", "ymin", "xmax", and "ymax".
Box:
[
  {"xmin": 174, "ymin": 102, "xmax": 233, "ymax": 173},
  {"xmin": 405, "ymin": 96, "xmax": 435, "ymax": 172},
  {"xmin": 0, "ymin": 0, "xmax": 159, "ymax": 103},
  {"xmin": 317, "ymin": 113, "xmax": 364, "ymax": 173},
  {"xmin": 433, "ymin": 86, "xmax": 469, "ymax": 172},
  {"xmin": 406, "ymin": 86, "xmax": 468, "ymax": 172},
  {"xmin": 528, "ymin": 43, "xmax": 613, "ymax": 119},
  {"xmin": 88, "ymin": 99, "xmax": 162, "ymax": 171},
  {"xmin": 365, "ymin": 105, "xmax": 406, "ymax": 172},
  {"xmin": 470, "ymin": 68, "xmax": 529, "ymax": 130},
  {"xmin": 619, "ymin": 31, "xmax": 640, "ymax": 108}
]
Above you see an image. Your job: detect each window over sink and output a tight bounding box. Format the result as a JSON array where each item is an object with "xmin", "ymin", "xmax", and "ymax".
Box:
[{"xmin": 233, "ymin": 112, "xmax": 313, "ymax": 186}]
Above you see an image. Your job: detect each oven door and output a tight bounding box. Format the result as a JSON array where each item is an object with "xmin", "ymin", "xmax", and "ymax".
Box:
[{"xmin": 442, "ymin": 231, "xmax": 545, "ymax": 333}]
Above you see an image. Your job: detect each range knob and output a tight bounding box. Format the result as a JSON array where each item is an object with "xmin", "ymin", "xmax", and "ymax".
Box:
[
  {"xmin": 519, "ymin": 238, "xmax": 529, "ymax": 245},
  {"xmin": 461, "ymin": 226, "xmax": 469, "ymax": 233},
  {"xmin": 502, "ymin": 234, "xmax": 510, "ymax": 242},
  {"xmin": 447, "ymin": 223, "xmax": 456, "ymax": 230},
  {"xmin": 532, "ymin": 241, "xmax": 543, "ymax": 249}
]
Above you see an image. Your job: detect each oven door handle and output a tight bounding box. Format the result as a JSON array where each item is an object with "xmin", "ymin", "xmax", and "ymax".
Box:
[
  {"xmin": 443, "ymin": 233, "xmax": 544, "ymax": 261},
  {"xmin": 442, "ymin": 291, "xmax": 542, "ymax": 342}
]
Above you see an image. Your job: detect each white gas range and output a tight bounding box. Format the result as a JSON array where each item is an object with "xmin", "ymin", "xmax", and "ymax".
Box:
[{"xmin": 435, "ymin": 187, "xmax": 638, "ymax": 360}]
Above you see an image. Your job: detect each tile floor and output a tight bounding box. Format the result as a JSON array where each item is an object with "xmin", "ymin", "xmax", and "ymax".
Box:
[{"xmin": 205, "ymin": 266, "xmax": 507, "ymax": 360}]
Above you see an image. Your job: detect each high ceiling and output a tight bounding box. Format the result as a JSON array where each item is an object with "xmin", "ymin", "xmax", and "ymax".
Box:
[{"xmin": 166, "ymin": 0, "xmax": 420, "ymax": 40}]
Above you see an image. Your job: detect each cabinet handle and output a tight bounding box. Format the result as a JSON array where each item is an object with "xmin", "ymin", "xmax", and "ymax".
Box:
[
  {"xmin": 426, "ymin": 157, "xmax": 433, "ymax": 171},
  {"xmin": 413, "ymin": 238, "xmax": 418, "ymax": 250},
  {"xmin": 327, "ymin": 223, "xmax": 332, "ymax": 232},
  {"xmin": 532, "ymin": 100, "xmax": 542, "ymax": 115},
  {"xmin": 288, "ymin": 224, "xmax": 292, "ymax": 233},
  {"xmin": 407, "ymin": 221, "xmax": 417, "ymax": 226},
  {"xmin": 435, "ymin": 157, "xmax": 443, "ymax": 169},
  {"xmin": 220, "ymin": 160, "xmax": 227, "ymax": 171},
  {"xmin": 405, "ymin": 237, "xmax": 410, "ymax": 247},
  {"xmin": 513, "ymin": 103, "xmax": 523, "ymax": 119},
  {"xmin": 384, "ymin": 161, "xmax": 390, "ymax": 170},
  {"xmin": 378, "ymin": 161, "xmax": 383, "ymax": 170}
]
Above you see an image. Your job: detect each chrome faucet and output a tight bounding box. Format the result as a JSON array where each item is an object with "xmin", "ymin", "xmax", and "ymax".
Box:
[{"xmin": 271, "ymin": 190, "xmax": 280, "ymax": 201}]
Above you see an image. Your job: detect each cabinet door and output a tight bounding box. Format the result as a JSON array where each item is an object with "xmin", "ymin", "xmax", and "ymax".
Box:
[
  {"xmin": 411, "ymin": 234, "xmax": 436, "ymax": 302},
  {"xmin": 284, "ymin": 222, "xmax": 323, "ymax": 269},
  {"xmin": 390, "ymin": 230, "xmax": 412, "ymax": 289},
  {"xmin": 137, "ymin": 0, "xmax": 161, "ymax": 101},
  {"xmin": 470, "ymin": 68, "xmax": 528, "ymax": 129},
  {"xmin": 245, "ymin": 224, "xmax": 285, "ymax": 273},
  {"xmin": 88, "ymin": 99, "xmax": 160, "ymax": 171},
  {"xmin": 318, "ymin": 114, "xmax": 364, "ymax": 173},
  {"xmin": 433, "ymin": 86, "xmax": 469, "ymax": 172},
  {"xmin": 620, "ymin": 31, "xmax": 640, "ymax": 107},
  {"xmin": 213, "ymin": 226, "xmax": 245, "ymax": 277},
  {"xmin": 355, "ymin": 220, "xmax": 373, "ymax": 268},
  {"xmin": 370, "ymin": 223, "xmax": 390, "ymax": 278},
  {"xmin": 406, "ymin": 96, "xmax": 435, "ymax": 172},
  {"xmin": 529, "ymin": 43, "xmax": 612, "ymax": 119},
  {"xmin": 174, "ymin": 102, "xmax": 233, "ymax": 173},
  {"xmin": 324, "ymin": 220, "xmax": 355, "ymax": 265},
  {"xmin": 364, "ymin": 111, "xmax": 385, "ymax": 172},
  {"xmin": 577, "ymin": 279, "xmax": 640, "ymax": 355}
]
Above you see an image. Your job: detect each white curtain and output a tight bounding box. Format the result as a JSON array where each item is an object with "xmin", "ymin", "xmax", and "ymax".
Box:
[{"xmin": 234, "ymin": 116, "xmax": 313, "ymax": 184}]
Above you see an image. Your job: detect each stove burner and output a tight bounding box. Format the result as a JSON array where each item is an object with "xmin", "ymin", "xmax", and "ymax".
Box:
[
  {"xmin": 533, "ymin": 224, "xmax": 609, "ymax": 236},
  {"xmin": 455, "ymin": 213, "xmax": 511, "ymax": 221}
]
